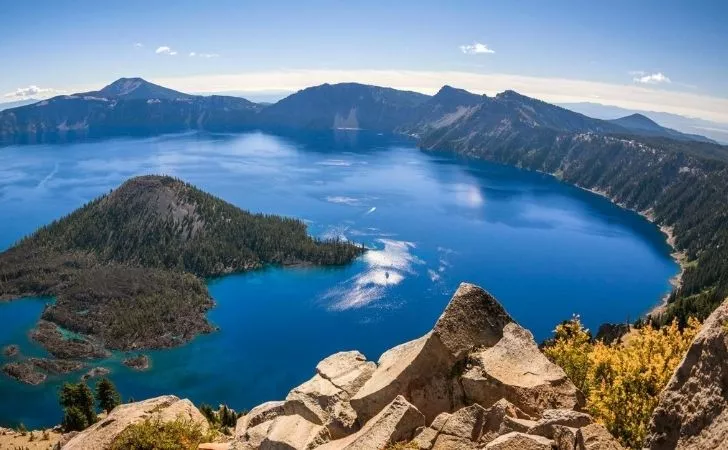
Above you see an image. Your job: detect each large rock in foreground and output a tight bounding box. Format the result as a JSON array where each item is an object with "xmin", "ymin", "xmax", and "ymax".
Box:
[
  {"xmin": 461, "ymin": 323, "xmax": 584, "ymax": 416},
  {"xmin": 646, "ymin": 298, "xmax": 728, "ymax": 449},
  {"xmin": 350, "ymin": 283, "xmax": 514, "ymax": 423},
  {"xmin": 62, "ymin": 395, "xmax": 208, "ymax": 450},
  {"xmin": 230, "ymin": 282, "xmax": 606, "ymax": 449}
]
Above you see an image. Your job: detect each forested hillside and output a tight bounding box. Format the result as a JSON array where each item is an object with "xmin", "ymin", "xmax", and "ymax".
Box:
[{"xmin": 415, "ymin": 117, "xmax": 728, "ymax": 325}]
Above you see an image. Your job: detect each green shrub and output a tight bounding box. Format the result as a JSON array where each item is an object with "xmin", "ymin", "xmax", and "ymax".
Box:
[{"xmin": 109, "ymin": 417, "xmax": 212, "ymax": 450}]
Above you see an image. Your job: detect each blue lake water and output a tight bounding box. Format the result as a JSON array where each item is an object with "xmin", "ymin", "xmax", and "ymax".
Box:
[{"xmin": 0, "ymin": 130, "xmax": 677, "ymax": 428}]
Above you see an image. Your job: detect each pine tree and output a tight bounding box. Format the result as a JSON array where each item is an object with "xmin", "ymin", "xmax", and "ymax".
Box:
[
  {"xmin": 59, "ymin": 382, "xmax": 97, "ymax": 430},
  {"xmin": 95, "ymin": 378, "xmax": 121, "ymax": 413},
  {"xmin": 62, "ymin": 406, "xmax": 89, "ymax": 432}
]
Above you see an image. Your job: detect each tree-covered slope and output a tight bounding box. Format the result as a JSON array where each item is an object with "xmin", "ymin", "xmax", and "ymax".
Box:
[
  {"xmin": 414, "ymin": 100, "xmax": 728, "ymax": 326},
  {"xmin": 0, "ymin": 176, "xmax": 364, "ymax": 355},
  {"xmin": 27, "ymin": 175, "xmax": 363, "ymax": 276}
]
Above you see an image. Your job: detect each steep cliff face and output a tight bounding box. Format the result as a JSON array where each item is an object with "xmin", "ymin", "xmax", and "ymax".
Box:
[{"xmin": 646, "ymin": 298, "xmax": 728, "ymax": 449}]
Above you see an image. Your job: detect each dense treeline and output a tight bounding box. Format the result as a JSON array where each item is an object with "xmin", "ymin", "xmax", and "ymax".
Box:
[
  {"xmin": 26, "ymin": 175, "xmax": 363, "ymax": 276},
  {"xmin": 420, "ymin": 128, "xmax": 728, "ymax": 326},
  {"xmin": 0, "ymin": 175, "xmax": 364, "ymax": 352}
]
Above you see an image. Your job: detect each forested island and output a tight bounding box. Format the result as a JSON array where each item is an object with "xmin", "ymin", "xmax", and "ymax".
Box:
[{"xmin": 0, "ymin": 175, "xmax": 364, "ymax": 383}]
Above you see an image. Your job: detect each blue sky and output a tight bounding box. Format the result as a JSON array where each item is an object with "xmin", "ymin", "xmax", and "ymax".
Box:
[{"xmin": 2, "ymin": 0, "xmax": 727, "ymax": 122}]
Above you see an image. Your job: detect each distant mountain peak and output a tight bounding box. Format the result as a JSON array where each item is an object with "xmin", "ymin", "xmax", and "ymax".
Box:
[
  {"xmin": 610, "ymin": 113, "xmax": 665, "ymax": 132},
  {"xmin": 91, "ymin": 77, "xmax": 192, "ymax": 100},
  {"xmin": 622, "ymin": 113, "xmax": 658, "ymax": 125},
  {"xmin": 99, "ymin": 77, "xmax": 150, "ymax": 95},
  {"xmin": 430, "ymin": 85, "xmax": 483, "ymax": 107},
  {"xmin": 495, "ymin": 90, "xmax": 532, "ymax": 102},
  {"xmin": 435, "ymin": 85, "xmax": 477, "ymax": 97}
]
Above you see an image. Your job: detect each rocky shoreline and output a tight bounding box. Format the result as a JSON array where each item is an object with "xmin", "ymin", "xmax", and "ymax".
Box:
[
  {"xmin": 30, "ymin": 320, "xmax": 110, "ymax": 360},
  {"xmin": 573, "ymin": 183, "xmax": 688, "ymax": 320},
  {"xmin": 1, "ymin": 357, "xmax": 87, "ymax": 385}
]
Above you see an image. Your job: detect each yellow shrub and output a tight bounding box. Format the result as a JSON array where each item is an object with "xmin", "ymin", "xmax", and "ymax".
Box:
[{"xmin": 544, "ymin": 316, "xmax": 700, "ymax": 449}]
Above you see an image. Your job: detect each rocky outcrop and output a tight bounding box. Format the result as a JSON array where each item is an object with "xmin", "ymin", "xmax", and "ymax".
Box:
[
  {"xmin": 2, "ymin": 361, "xmax": 46, "ymax": 385},
  {"xmin": 230, "ymin": 282, "xmax": 605, "ymax": 449},
  {"xmin": 645, "ymin": 298, "xmax": 728, "ymax": 449},
  {"xmin": 350, "ymin": 283, "xmax": 514, "ymax": 423},
  {"xmin": 29, "ymin": 358, "xmax": 86, "ymax": 375},
  {"xmin": 2, "ymin": 344, "xmax": 19, "ymax": 357},
  {"xmin": 123, "ymin": 354, "xmax": 150, "ymax": 370},
  {"xmin": 233, "ymin": 352, "xmax": 377, "ymax": 449},
  {"xmin": 30, "ymin": 320, "xmax": 109, "ymax": 360},
  {"xmin": 485, "ymin": 432, "xmax": 553, "ymax": 449},
  {"xmin": 461, "ymin": 322, "xmax": 583, "ymax": 416},
  {"xmin": 576, "ymin": 423, "xmax": 624, "ymax": 450},
  {"xmin": 317, "ymin": 395, "xmax": 424, "ymax": 449},
  {"xmin": 62, "ymin": 395, "xmax": 208, "ymax": 450},
  {"xmin": 81, "ymin": 366, "xmax": 110, "ymax": 381}
]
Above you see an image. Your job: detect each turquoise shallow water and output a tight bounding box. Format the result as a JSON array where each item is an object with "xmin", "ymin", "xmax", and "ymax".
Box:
[{"xmin": 0, "ymin": 130, "xmax": 677, "ymax": 428}]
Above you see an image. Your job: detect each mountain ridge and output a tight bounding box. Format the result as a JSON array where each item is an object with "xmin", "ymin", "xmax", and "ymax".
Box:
[{"xmin": 0, "ymin": 76, "xmax": 718, "ymax": 145}]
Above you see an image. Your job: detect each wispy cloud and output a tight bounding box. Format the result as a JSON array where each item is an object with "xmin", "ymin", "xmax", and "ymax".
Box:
[
  {"xmin": 631, "ymin": 71, "xmax": 671, "ymax": 84},
  {"xmin": 155, "ymin": 46, "xmax": 177, "ymax": 56},
  {"xmin": 41, "ymin": 69, "xmax": 728, "ymax": 125},
  {"xmin": 189, "ymin": 52, "xmax": 220, "ymax": 58},
  {"xmin": 151, "ymin": 69, "xmax": 728, "ymax": 124},
  {"xmin": 459, "ymin": 42, "xmax": 495, "ymax": 55},
  {"xmin": 4, "ymin": 85, "xmax": 61, "ymax": 98}
]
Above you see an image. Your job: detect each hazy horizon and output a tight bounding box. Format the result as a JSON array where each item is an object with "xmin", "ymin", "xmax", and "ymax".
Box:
[{"xmin": 3, "ymin": 0, "xmax": 727, "ymax": 124}]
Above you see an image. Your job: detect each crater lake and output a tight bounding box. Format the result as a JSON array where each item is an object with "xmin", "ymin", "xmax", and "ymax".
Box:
[{"xmin": 0, "ymin": 130, "xmax": 677, "ymax": 428}]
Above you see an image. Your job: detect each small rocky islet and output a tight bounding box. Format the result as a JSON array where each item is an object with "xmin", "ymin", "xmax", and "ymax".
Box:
[
  {"xmin": 1, "ymin": 344, "xmax": 19, "ymax": 358},
  {"xmin": 122, "ymin": 354, "xmax": 150, "ymax": 371}
]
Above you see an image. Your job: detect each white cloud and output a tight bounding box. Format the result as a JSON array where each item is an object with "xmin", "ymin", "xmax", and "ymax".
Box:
[
  {"xmin": 155, "ymin": 46, "xmax": 177, "ymax": 56},
  {"xmin": 133, "ymin": 42, "xmax": 143, "ymax": 48},
  {"xmin": 459, "ymin": 42, "xmax": 495, "ymax": 55},
  {"xmin": 4, "ymin": 85, "xmax": 60, "ymax": 98},
  {"xmin": 632, "ymin": 72, "xmax": 671, "ymax": 84},
  {"xmin": 189, "ymin": 52, "xmax": 220, "ymax": 58},
  {"xmin": 40, "ymin": 69, "xmax": 728, "ymax": 125}
]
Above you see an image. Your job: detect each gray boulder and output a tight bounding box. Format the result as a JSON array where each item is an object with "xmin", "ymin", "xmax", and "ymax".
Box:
[
  {"xmin": 646, "ymin": 299, "xmax": 728, "ymax": 450},
  {"xmin": 62, "ymin": 395, "xmax": 208, "ymax": 450},
  {"xmin": 461, "ymin": 322, "xmax": 584, "ymax": 416},
  {"xmin": 350, "ymin": 283, "xmax": 513, "ymax": 423},
  {"xmin": 484, "ymin": 432, "xmax": 553, "ymax": 449},
  {"xmin": 317, "ymin": 395, "xmax": 425, "ymax": 450}
]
